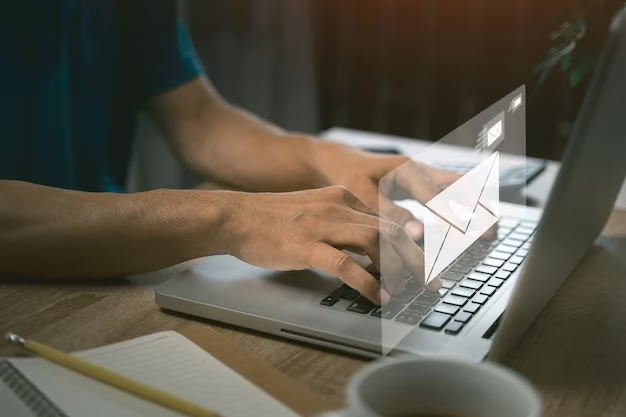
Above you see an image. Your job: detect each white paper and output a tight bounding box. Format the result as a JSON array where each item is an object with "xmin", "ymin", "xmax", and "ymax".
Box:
[{"xmin": 9, "ymin": 332, "xmax": 300, "ymax": 417}]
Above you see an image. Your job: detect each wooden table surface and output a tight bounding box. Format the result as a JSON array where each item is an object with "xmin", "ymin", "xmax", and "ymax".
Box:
[{"xmin": 1, "ymin": 209, "xmax": 626, "ymax": 417}]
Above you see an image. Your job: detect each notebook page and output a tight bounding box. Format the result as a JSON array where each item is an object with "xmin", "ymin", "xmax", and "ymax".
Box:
[{"xmin": 10, "ymin": 332, "xmax": 300, "ymax": 417}]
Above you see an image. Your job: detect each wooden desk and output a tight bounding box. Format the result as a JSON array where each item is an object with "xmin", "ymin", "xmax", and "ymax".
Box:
[{"xmin": 1, "ymin": 209, "xmax": 626, "ymax": 416}]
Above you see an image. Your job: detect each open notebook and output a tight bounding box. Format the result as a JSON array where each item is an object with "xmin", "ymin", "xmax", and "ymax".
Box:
[{"xmin": 3, "ymin": 331, "xmax": 301, "ymax": 417}]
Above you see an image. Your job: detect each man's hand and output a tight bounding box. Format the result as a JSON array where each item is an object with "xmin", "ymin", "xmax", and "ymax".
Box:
[
  {"xmin": 219, "ymin": 186, "xmax": 430, "ymax": 304},
  {"xmin": 310, "ymin": 141, "xmax": 462, "ymax": 240}
]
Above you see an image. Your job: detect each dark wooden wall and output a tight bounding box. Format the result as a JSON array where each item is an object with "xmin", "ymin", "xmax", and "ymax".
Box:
[
  {"xmin": 312, "ymin": 0, "xmax": 623, "ymax": 160},
  {"xmin": 187, "ymin": 0, "xmax": 624, "ymax": 160}
]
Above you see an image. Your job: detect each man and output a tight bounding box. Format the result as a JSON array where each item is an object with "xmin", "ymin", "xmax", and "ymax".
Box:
[{"xmin": 0, "ymin": 1, "xmax": 455, "ymax": 304}]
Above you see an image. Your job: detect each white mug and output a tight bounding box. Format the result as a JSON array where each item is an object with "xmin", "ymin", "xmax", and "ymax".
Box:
[{"xmin": 319, "ymin": 357, "xmax": 541, "ymax": 417}]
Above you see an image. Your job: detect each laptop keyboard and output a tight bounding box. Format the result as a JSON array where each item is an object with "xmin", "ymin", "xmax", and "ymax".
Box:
[{"xmin": 319, "ymin": 218, "xmax": 537, "ymax": 335}]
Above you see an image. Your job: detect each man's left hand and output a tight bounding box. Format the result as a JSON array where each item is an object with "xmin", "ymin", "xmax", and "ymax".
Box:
[{"xmin": 310, "ymin": 140, "xmax": 462, "ymax": 241}]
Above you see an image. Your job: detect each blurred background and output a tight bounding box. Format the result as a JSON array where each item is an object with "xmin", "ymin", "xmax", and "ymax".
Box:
[
  {"xmin": 130, "ymin": 0, "xmax": 625, "ymax": 191},
  {"xmin": 183, "ymin": 0, "xmax": 624, "ymax": 161}
]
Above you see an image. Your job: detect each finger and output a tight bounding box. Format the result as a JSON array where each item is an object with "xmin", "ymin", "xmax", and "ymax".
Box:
[
  {"xmin": 336, "ymin": 186, "xmax": 382, "ymax": 218},
  {"xmin": 308, "ymin": 243, "xmax": 389, "ymax": 305},
  {"xmin": 323, "ymin": 224, "xmax": 406, "ymax": 295},
  {"xmin": 377, "ymin": 238, "xmax": 407, "ymax": 295},
  {"xmin": 379, "ymin": 195, "xmax": 424, "ymax": 241},
  {"xmin": 394, "ymin": 161, "xmax": 462, "ymax": 205},
  {"xmin": 349, "ymin": 180, "xmax": 423, "ymax": 241},
  {"xmin": 423, "ymin": 164, "xmax": 463, "ymax": 188},
  {"xmin": 392, "ymin": 163, "xmax": 442, "ymax": 204},
  {"xmin": 379, "ymin": 219, "xmax": 442, "ymax": 292},
  {"xmin": 365, "ymin": 231, "xmax": 407, "ymax": 296}
]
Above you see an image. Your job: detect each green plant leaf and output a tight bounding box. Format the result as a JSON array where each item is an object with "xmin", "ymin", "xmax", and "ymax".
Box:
[
  {"xmin": 569, "ymin": 55, "xmax": 598, "ymax": 88},
  {"xmin": 570, "ymin": 67, "xmax": 585, "ymax": 87}
]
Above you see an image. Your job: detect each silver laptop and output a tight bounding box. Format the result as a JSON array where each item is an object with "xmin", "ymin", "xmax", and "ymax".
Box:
[{"xmin": 155, "ymin": 8, "xmax": 626, "ymax": 362}]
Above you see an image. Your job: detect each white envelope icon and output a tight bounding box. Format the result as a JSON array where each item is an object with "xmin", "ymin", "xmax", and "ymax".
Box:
[
  {"xmin": 487, "ymin": 120, "xmax": 503, "ymax": 146},
  {"xmin": 424, "ymin": 152, "xmax": 499, "ymax": 284}
]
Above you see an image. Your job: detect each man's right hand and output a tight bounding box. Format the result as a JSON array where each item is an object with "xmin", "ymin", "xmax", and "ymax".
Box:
[
  {"xmin": 1, "ymin": 181, "xmax": 435, "ymax": 300},
  {"xmin": 218, "ymin": 186, "xmax": 438, "ymax": 305}
]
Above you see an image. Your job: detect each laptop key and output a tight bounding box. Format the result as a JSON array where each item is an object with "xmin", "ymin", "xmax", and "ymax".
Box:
[
  {"xmin": 406, "ymin": 302, "xmax": 431, "ymax": 314},
  {"xmin": 438, "ymin": 288, "xmax": 449, "ymax": 297},
  {"xmin": 391, "ymin": 291, "xmax": 416, "ymax": 304},
  {"xmin": 509, "ymin": 255, "xmax": 524, "ymax": 265},
  {"xmin": 520, "ymin": 221, "xmax": 538, "ymax": 230},
  {"xmin": 420, "ymin": 312, "xmax": 452, "ymax": 331},
  {"xmin": 475, "ymin": 265, "xmax": 498, "ymax": 275},
  {"xmin": 496, "ymin": 245, "xmax": 517, "ymax": 254},
  {"xmin": 406, "ymin": 281, "xmax": 424, "ymax": 293},
  {"xmin": 487, "ymin": 278, "xmax": 504, "ymax": 288},
  {"xmin": 395, "ymin": 311, "xmax": 423, "ymax": 325},
  {"xmin": 415, "ymin": 292, "xmax": 441, "ymax": 305},
  {"xmin": 502, "ymin": 263, "xmax": 518, "ymax": 272},
  {"xmin": 371, "ymin": 307, "xmax": 382, "ymax": 318},
  {"xmin": 460, "ymin": 279, "xmax": 482, "ymax": 290},
  {"xmin": 442, "ymin": 271, "xmax": 464, "ymax": 281},
  {"xmin": 498, "ymin": 218, "xmax": 520, "ymax": 229},
  {"xmin": 435, "ymin": 304, "xmax": 460, "ymax": 315},
  {"xmin": 331, "ymin": 287, "xmax": 349, "ymax": 298},
  {"xmin": 441, "ymin": 279, "xmax": 456, "ymax": 289},
  {"xmin": 522, "ymin": 242, "xmax": 532, "ymax": 250},
  {"xmin": 509, "ymin": 232, "xmax": 531, "ymax": 241},
  {"xmin": 483, "ymin": 258, "xmax": 505, "ymax": 268},
  {"xmin": 320, "ymin": 296, "xmax": 340, "ymax": 306},
  {"xmin": 454, "ymin": 312, "xmax": 472, "ymax": 324},
  {"xmin": 450, "ymin": 264, "xmax": 472, "ymax": 274},
  {"xmin": 341, "ymin": 289, "xmax": 361, "ymax": 301},
  {"xmin": 475, "ymin": 240, "xmax": 495, "ymax": 249},
  {"xmin": 442, "ymin": 295, "xmax": 468, "ymax": 307},
  {"xmin": 458, "ymin": 258, "xmax": 480, "ymax": 268},
  {"xmin": 497, "ymin": 228, "xmax": 512, "ymax": 240},
  {"xmin": 468, "ymin": 272, "xmax": 491, "ymax": 282},
  {"xmin": 463, "ymin": 302, "xmax": 481, "ymax": 313},
  {"xmin": 495, "ymin": 270, "xmax": 511, "ymax": 280},
  {"xmin": 480, "ymin": 285, "xmax": 496, "ymax": 296},
  {"xmin": 517, "ymin": 249, "xmax": 529, "ymax": 257},
  {"xmin": 472, "ymin": 294, "xmax": 489, "ymax": 305},
  {"xmin": 452, "ymin": 287, "xmax": 476, "ymax": 298},
  {"xmin": 347, "ymin": 297, "xmax": 376, "ymax": 314},
  {"xmin": 516, "ymin": 226, "xmax": 535, "ymax": 235},
  {"xmin": 445, "ymin": 321, "xmax": 464, "ymax": 335},
  {"xmin": 502, "ymin": 239, "xmax": 523, "ymax": 248},
  {"xmin": 490, "ymin": 251, "xmax": 511, "ymax": 261},
  {"xmin": 381, "ymin": 300, "xmax": 405, "ymax": 319},
  {"xmin": 469, "ymin": 250, "xmax": 489, "ymax": 259}
]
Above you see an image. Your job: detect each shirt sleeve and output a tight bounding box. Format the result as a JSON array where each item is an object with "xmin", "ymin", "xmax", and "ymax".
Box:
[{"xmin": 124, "ymin": 0, "xmax": 205, "ymax": 102}]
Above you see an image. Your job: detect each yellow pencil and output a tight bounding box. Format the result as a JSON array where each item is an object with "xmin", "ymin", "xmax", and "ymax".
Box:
[{"xmin": 6, "ymin": 333, "xmax": 221, "ymax": 417}]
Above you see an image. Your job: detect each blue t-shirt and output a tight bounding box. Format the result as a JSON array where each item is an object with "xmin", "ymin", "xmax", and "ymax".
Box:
[{"xmin": 0, "ymin": 0, "xmax": 204, "ymax": 192}]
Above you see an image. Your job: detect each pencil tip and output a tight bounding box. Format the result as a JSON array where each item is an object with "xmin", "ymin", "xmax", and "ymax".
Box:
[{"xmin": 5, "ymin": 333, "xmax": 26, "ymax": 346}]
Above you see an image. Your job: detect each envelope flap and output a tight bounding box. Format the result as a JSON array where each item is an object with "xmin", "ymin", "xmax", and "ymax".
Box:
[
  {"xmin": 479, "ymin": 154, "xmax": 500, "ymax": 217},
  {"xmin": 425, "ymin": 153, "xmax": 498, "ymax": 232}
]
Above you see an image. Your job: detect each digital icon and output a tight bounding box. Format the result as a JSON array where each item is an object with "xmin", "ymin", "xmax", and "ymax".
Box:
[
  {"xmin": 476, "ymin": 113, "xmax": 504, "ymax": 150},
  {"xmin": 509, "ymin": 94, "xmax": 522, "ymax": 113},
  {"xmin": 487, "ymin": 120, "xmax": 503, "ymax": 146},
  {"xmin": 424, "ymin": 152, "xmax": 500, "ymax": 284}
]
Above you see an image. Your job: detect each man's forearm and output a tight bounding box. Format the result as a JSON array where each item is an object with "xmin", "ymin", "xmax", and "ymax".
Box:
[
  {"xmin": 0, "ymin": 180, "xmax": 227, "ymax": 278},
  {"xmin": 149, "ymin": 77, "xmax": 339, "ymax": 193},
  {"xmin": 182, "ymin": 103, "xmax": 324, "ymax": 192}
]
